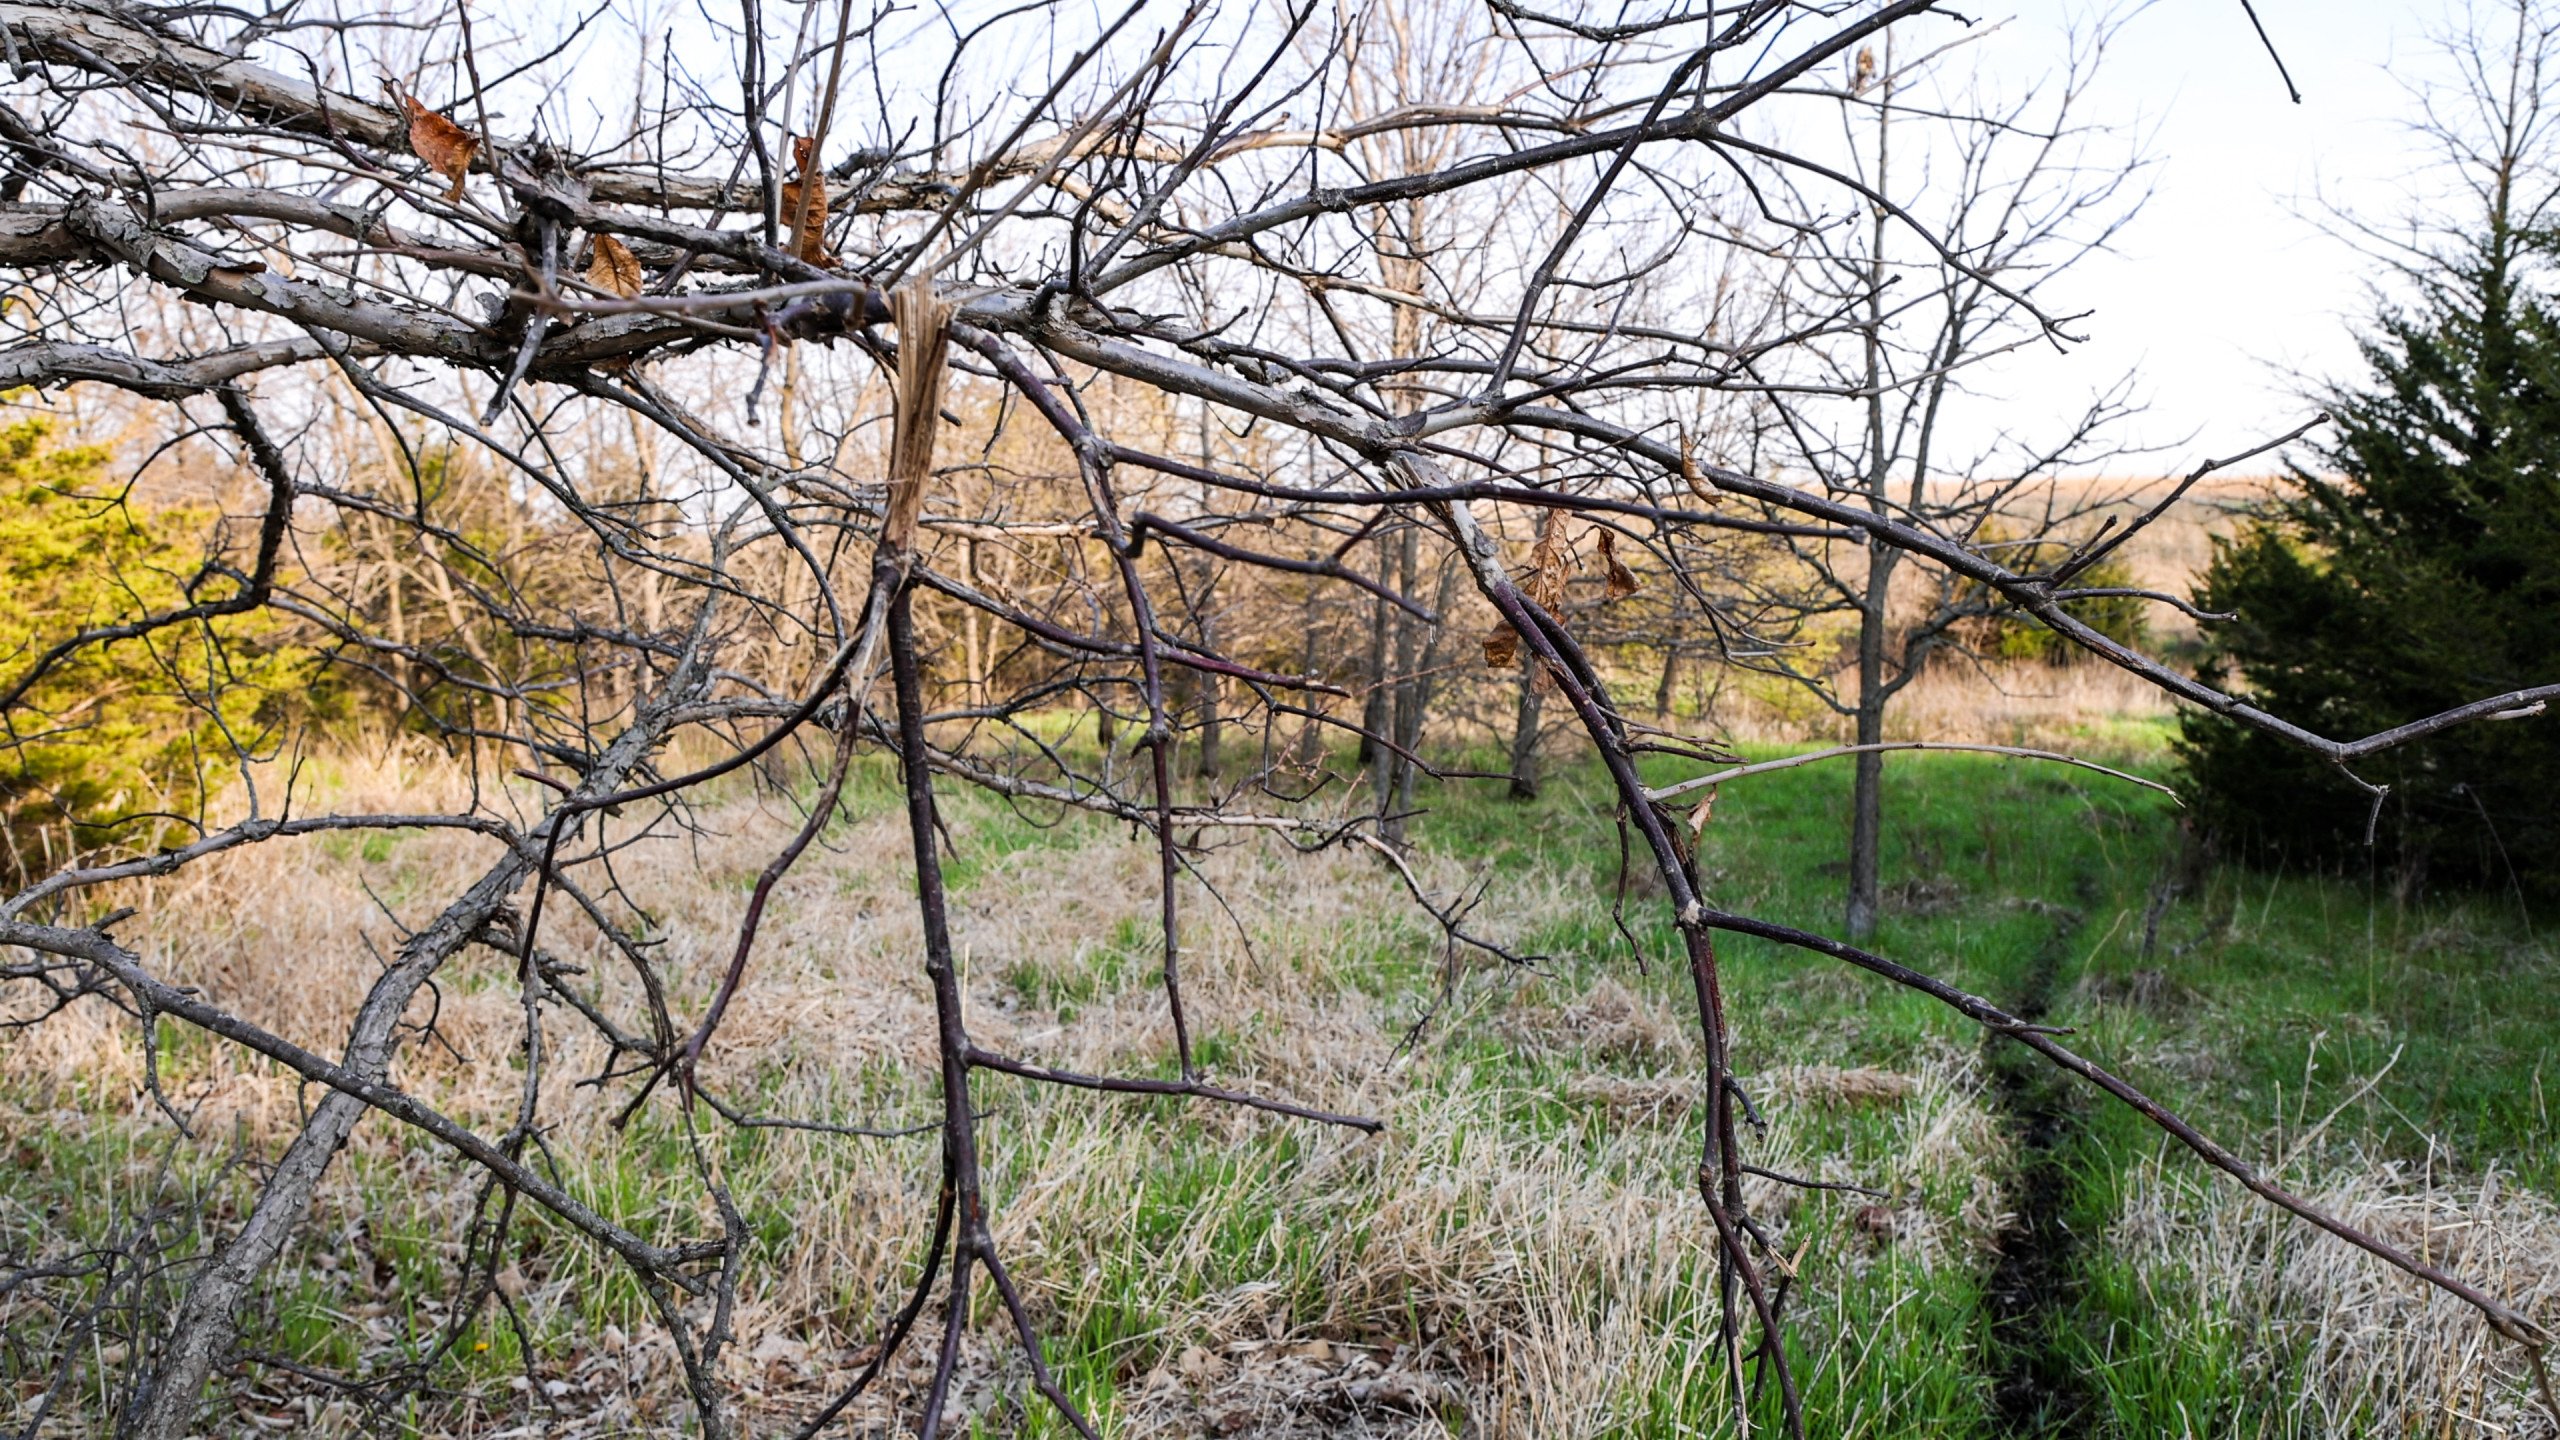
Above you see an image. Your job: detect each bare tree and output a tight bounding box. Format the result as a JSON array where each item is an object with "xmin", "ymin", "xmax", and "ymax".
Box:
[
  {"xmin": 1721, "ymin": 17, "xmax": 2179, "ymax": 939},
  {"xmin": 0, "ymin": 1, "xmax": 2550, "ymax": 1437}
]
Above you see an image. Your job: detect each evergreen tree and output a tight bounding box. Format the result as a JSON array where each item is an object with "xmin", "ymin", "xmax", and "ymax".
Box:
[
  {"xmin": 2181, "ymin": 179, "xmax": 2560, "ymax": 895},
  {"xmin": 0, "ymin": 412, "xmax": 308, "ymax": 879}
]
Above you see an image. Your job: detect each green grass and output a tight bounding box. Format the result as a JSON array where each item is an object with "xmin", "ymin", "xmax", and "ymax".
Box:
[
  {"xmin": 4, "ymin": 736, "xmax": 2550, "ymax": 1437},
  {"xmin": 1404, "ymin": 742, "xmax": 2555, "ymax": 1436},
  {"xmin": 1454, "ymin": 738, "xmax": 2555, "ymax": 1166}
]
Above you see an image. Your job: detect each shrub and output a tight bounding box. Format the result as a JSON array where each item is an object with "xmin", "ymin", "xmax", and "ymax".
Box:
[
  {"xmin": 0, "ymin": 414, "xmax": 308, "ymax": 877},
  {"xmin": 1955, "ymin": 523, "xmax": 2152, "ymax": 665}
]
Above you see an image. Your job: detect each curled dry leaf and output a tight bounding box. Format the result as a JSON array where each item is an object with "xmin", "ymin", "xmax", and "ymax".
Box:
[
  {"xmin": 398, "ymin": 92, "xmax": 476, "ymax": 202},
  {"xmin": 779, "ymin": 135, "xmax": 834, "ymax": 266},
  {"xmin": 1596, "ymin": 528, "xmax": 1639, "ymax": 600},
  {"xmin": 1680, "ymin": 440, "xmax": 1722, "ymax": 505},
  {"xmin": 1524, "ymin": 508, "xmax": 1572, "ymax": 613},
  {"xmin": 1496, "ymin": 508, "xmax": 1574, "ymax": 670},
  {"xmin": 586, "ymin": 233, "xmax": 644, "ymax": 298}
]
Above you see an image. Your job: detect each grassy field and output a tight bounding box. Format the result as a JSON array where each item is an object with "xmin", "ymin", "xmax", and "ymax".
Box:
[{"xmin": 3, "ymin": 709, "xmax": 2555, "ymax": 1437}]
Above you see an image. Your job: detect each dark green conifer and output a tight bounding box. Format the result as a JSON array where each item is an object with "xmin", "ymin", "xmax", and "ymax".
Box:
[{"xmin": 2183, "ymin": 188, "xmax": 2560, "ymax": 894}]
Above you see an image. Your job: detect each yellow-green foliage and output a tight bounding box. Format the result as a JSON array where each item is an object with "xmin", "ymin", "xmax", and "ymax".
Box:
[
  {"xmin": 1959, "ymin": 522, "xmax": 2151, "ymax": 665},
  {"xmin": 0, "ymin": 414, "xmax": 305, "ymax": 875}
]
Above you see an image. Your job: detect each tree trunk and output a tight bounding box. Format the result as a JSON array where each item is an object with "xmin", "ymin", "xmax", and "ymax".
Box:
[
  {"xmin": 1846, "ymin": 569, "xmax": 1890, "ymax": 941},
  {"xmin": 1846, "ymin": 700, "xmax": 1886, "ymax": 940},
  {"xmin": 1194, "ymin": 571, "xmax": 1221, "ymax": 781},
  {"xmin": 1654, "ymin": 586, "xmax": 1684, "ymax": 719},
  {"xmin": 1357, "ymin": 584, "xmax": 1390, "ymax": 768},
  {"xmin": 1508, "ymin": 651, "xmax": 1544, "ymax": 800},
  {"xmin": 1294, "ymin": 620, "xmax": 1324, "ymax": 769},
  {"xmin": 124, "ymin": 647, "xmax": 714, "ymax": 1440},
  {"xmin": 1846, "ymin": 46, "xmax": 1897, "ymax": 945},
  {"xmin": 962, "ymin": 539, "xmax": 986, "ymax": 709},
  {"xmin": 1377, "ymin": 524, "xmax": 1424, "ymax": 845}
]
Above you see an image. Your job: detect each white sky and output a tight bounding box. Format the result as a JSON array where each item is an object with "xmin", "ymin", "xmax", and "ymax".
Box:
[
  {"xmin": 1961, "ymin": 0, "xmax": 2465, "ymax": 472},
  {"xmin": 370, "ymin": 0, "xmax": 2469, "ymax": 480}
]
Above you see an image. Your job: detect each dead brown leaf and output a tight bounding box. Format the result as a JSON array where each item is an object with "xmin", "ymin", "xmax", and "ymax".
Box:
[
  {"xmin": 1596, "ymin": 527, "xmax": 1638, "ymax": 600},
  {"xmin": 399, "ymin": 92, "xmax": 476, "ymax": 202},
  {"xmin": 1481, "ymin": 627, "xmax": 1519, "ymax": 669},
  {"xmin": 1524, "ymin": 508, "xmax": 1571, "ymax": 612},
  {"xmin": 780, "ymin": 135, "xmax": 833, "ymax": 266},
  {"xmin": 1681, "ymin": 438, "xmax": 1722, "ymax": 505},
  {"xmin": 586, "ymin": 233, "xmax": 644, "ymax": 297}
]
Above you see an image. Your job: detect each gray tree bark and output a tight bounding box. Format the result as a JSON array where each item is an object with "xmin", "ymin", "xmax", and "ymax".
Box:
[
  {"xmin": 1357, "ymin": 585, "xmax": 1390, "ymax": 769},
  {"xmin": 123, "ymin": 619, "xmax": 716, "ymax": 1440},
  {"xmin": 1508, "ymin": 652, "xmax": 1544, "ymax": 800},
  {"xmin": 1846, "ymin": 44, "xmax": 1897, "ymax": 944},
  {"xmin": 1383, "ymin": 525, "xmax": 1425, "ymax": 842}
]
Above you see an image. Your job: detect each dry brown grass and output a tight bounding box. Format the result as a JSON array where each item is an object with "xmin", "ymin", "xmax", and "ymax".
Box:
[
  {"xmin": 1704, "ymin": 657, "xmax": 2181, "ymax": 752},
  {"xmin": 0, "ymin": 745, "xmax": 2010, "ymax": 1437},
  {"xmin": 18, "ymin": 562, "xmax": 2549, "ymax": 1436},
  {"xmin": 2114, "ymin": 1148, "xmax": 2560, "ymax": 1439},
  {"xmin": 1695, "ymin": 475, "xmax": 2276, "ymax": 753}
]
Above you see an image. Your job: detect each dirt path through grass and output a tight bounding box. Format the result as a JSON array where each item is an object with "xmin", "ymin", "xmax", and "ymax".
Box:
[{"xmin": 1983, "ymin": 874, "xmax": 2101, "ymax": 1435}]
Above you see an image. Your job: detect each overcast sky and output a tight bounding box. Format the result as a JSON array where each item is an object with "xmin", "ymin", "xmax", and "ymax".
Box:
[
  {"xmin": 1956, "ymin": 0, "xmax": 2477, "ymax": 473},
  {"xmin": 474, "ymin": 0, "xmax": 2476, "ymax": 478}
]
